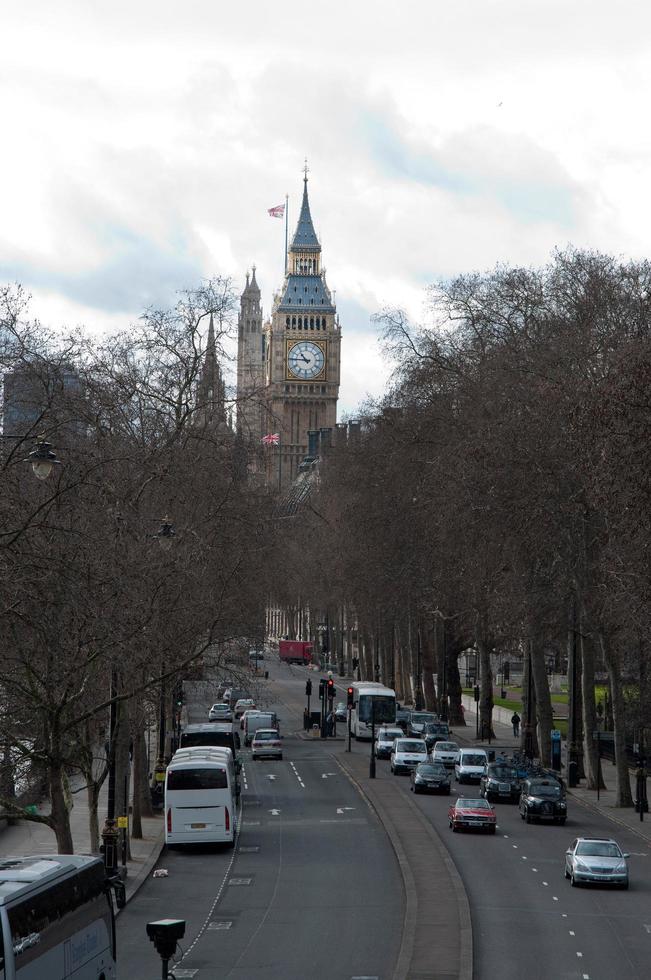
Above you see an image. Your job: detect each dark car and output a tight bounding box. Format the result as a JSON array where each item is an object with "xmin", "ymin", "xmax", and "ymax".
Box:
[
  {"xmin": 519, "ymin": 776, "xmax": 567, "ymax": 825},
  {"xmin": 422, "ymin": 722, "xmax": 450, "ymax": 751},
  {"xmin": 409, "ymin": 711, "xmax": 439, "ymax": 737},
  {"xmin": 395, "ymin": 709, "xmax": 411, "ymax": 732},
  {"xmin": 410, "ymin": 762, "xmax": 451, "ymax": 795},
  {"xmin": 480, "ymin": 763, "xmax": 520, "ymax": 803}
]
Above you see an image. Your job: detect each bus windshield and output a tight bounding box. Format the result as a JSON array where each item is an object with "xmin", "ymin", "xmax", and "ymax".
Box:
[{"xmin": 358, "ymin": 695, "xmax": 396, "ymax": 724}]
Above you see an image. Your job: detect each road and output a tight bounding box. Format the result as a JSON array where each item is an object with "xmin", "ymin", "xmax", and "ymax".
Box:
[{"xmin": 117, "ymin": 661, "xmax": 403, "ymax": 979}]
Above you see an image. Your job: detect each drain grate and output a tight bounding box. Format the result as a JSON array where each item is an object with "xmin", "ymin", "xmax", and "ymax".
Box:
[
  {"xmin": 208, "ymin": 921, "xmax": 233, "ymax": 930},
  {"xmin": 228, "ymin": 877, "xmax": 252, "ymax": 886}
]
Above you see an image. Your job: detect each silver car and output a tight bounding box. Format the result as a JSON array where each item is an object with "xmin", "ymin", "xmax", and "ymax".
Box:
[
  {"xmin": 565, "ymin": 837, "xmax": 629, "ymax": 888},
  {"xmin": 251, "ymin": 729, "xmax": 283, "ymax": 760},
  {"xmin": 208, "ymin": 702, "xmax": 233, "ymax": 722}
]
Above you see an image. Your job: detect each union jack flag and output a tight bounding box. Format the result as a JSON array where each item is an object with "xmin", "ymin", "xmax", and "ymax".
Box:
[
  {"xmin": 261, "ymin": 433, "xmax": 280, "ymax": 445},
  {"xmin": 267, "ymin": 204, "xmax": 285, "ymax": 219}
]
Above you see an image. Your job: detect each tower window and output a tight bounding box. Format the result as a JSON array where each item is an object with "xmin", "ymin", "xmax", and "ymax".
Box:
[
  {"xmin": 292, "ymin": 316, "xmax": 296, "ymax": 326},
  {"xmin": 299, "ymin": 298, "xmax": 302, "ymax": 304},
  {"xmin": 310, "ymin": 317, "xmax": 314, "ymax": 328},
  {"xmin": 310, "ymin": 299, "xmax": 314, "ymax": 305},
  {"xmin": 286, "ymin": 316, "xmax": 290, "ymax": 326}
]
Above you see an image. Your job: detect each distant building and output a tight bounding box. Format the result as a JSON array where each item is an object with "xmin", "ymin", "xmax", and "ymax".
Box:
[{"xmin": 2, "ymin": 361, "xmax": 85, "ymax": 442}]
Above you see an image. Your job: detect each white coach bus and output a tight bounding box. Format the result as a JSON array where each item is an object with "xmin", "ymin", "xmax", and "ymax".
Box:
[
  {"xmin": 165, "ymin": 746, "xmax": 237, "ymax": 848},
  {"xmin": 0, "ymin": 853, "xmax": 122, "ymax": 979},
  {"xmin": 349, "ymin": 682, "xmax": 397, "ymax": 739}
]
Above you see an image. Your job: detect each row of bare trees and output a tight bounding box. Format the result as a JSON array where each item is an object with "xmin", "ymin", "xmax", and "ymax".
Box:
[
  {"xmin": 0, "ymin": 281, "xmax": 272, "ymax": 850},
  {"xmin": 271, "ymin": 249, "xmax": 651, "ymax": 808}
]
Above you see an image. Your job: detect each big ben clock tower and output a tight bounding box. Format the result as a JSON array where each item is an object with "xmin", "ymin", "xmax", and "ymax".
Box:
[{"xmin": 263, "ymin": 171, "xmax": 341, "ymax": 487}]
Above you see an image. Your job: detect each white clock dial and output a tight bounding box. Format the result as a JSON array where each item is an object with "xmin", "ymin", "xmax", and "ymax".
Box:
[{"xmin": 287, "ymin": 341, "xmax": 325, "ymax": 380}]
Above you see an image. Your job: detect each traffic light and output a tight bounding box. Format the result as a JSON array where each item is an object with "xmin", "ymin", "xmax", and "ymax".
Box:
[
  {"xmin": 305, "ymin": 679, "xmax": 312, "ymax": 697},
  {"xmin": 347, "ymin": 686, "xmax": 354, "ymax": 707},
  {"xmin": 327, "ymin": 678, "xmax": 335, "ymax": 699}
]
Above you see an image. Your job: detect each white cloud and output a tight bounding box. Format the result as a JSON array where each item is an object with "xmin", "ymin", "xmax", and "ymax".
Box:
[{"xmin": 2, "ymin": 1, "xmax": 651, "ymax": 412}]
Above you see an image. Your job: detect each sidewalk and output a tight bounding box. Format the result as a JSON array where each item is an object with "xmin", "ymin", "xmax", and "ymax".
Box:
[
  {"xmin": 456, "ymin": 703, "xmax": 651, "ymax": 848},
  {"xmin": 0, "ymin": 771, "xmax": 164, "ymax": 905}
]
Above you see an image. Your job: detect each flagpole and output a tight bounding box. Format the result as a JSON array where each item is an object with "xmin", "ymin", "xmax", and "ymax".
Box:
[{"xmin": 284, "ymin": 194, "xmax": 288, "ymax": 276}]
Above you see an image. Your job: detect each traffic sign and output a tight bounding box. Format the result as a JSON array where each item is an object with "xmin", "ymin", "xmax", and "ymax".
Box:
[{"xmin": 592, "ymin": 730, "xmax": 614, "ymax": 741}]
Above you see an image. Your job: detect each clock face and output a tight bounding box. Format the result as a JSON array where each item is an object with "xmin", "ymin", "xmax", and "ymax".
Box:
[{"xmin": 287, "ymin": 341, "xmax": 325, "ymax": 380}]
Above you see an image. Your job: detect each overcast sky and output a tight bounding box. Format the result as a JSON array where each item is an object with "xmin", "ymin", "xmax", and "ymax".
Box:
[{"xmin": 3, "ymin": 1, "xmax": 651, "ymax": 414}]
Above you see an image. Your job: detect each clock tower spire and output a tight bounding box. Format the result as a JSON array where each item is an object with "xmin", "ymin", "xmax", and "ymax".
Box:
[{"xmin": 263, "ymin": 170, "xmax": 341, "ymax": 487}]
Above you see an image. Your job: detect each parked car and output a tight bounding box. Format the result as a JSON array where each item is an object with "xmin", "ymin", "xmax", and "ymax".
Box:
[
  {"xmin": 390, "ymin": 738, "xmax": 429, "ymax": 775},
  {"xmin": 334, "ymin": 701, "xmax": 348, "ymax": 723},
  {"xmin": 431, "ymin": 741, "xmax": 460, "ymax": 769},
  {"xmin": 409, "ymin": 711, "xmax": 439, "ymax": 737},
  {"xmin": 448, "ymin": 797, "xmax": 497, "ymax": 833},
  {"xmin": 410, "ymin": 762, "xmax": 451, "ymax": 795},
  {"xmin": 422, "ymin": 722, "xmax": 450, "ymax": 751},
  {"xmin": 480, "ymin": 763, "xmax": 521, "ymax": 803},
  {"xmin": 455, "ymin": 748, "xmax": 488, "ymax": 784},
  {"xmin": 519, "ymin": 776, "xmax": 567, "ymax": 825},
  {"xmin": 233, "ymin": 698, "xmax": 256, "ymax": 719},
  {"xmin": 208, "ymin": 703, "xmax": 233, "ymax": 722},
  {"xmin": 375, "ymin": 727, "xmax": 404, "ymax": 759},
  {"xmin": 564, "ymin": 837, "xmax": 629, "ymax": 888},
  {"xmin": 395, "ymin": 709, "xmax": 411, "ymax": 732},
  {"xmin": 251, "ymin": 729, "xmax": 283, "ymax": 760}
]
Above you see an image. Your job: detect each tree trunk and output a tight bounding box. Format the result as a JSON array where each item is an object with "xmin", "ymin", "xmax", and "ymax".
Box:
[
  {"xmin": 137, "ymin": 726, "xmax": 153, "ymax": 819},
  {"xmin": 521, "ymin": 648, "xmax": 538, "ymax": 758},
  {"xmin": 49, "ymin": 762, "xmax": 74, "ymax": 854},
  {"xmin": 530, "ymin": 637, "xmax": 553, "ymax": 766},
  {"xmin": 87, "ymin": 782, "xmax": 101, "ymax": 853},
  {"xmin": 580, "ymin": 630, "xmax": 604, "ymax": 790},
  {"xmin": 447, "ymin": 646, "xmax": 465, "ymax": 726},
  {"xmin": 420, "ymin": 619, "xmax": 437, "ymax": 711},
  {"xmin": 114, "ymin": 698, "xmax": 132, "ymax": 861},
  {"xmin": 601, "ymin": 634, "xmax": 634, "ymax": 807},
  {"xmin": 476, "ymin": 627, "xmax": 494, "ymax": 740}
]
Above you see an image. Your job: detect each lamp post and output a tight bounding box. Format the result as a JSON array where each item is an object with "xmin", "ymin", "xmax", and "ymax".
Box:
[
  {"xmin": 101, "ymin": 671, "xmax": 119, "ymax": 875},
  {"xmin": 150, "ymin": 517, "xmax": 176, "ymax": 806},
  {"xmin": 369, "ymin": 700, "xmax": 376, "ymax": 779}
]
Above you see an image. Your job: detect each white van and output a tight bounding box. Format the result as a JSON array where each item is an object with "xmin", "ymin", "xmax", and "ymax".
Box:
[
  {"xmin": 165, "ymin": 746, "xmax": 236, "ymax": 847},
  {"xmin": 455, "ymin": 748, "xmax": 488, "ymax": 784},
  {"xmin": 244, "ymin": 711, "xmax": 278, "ymax": 746}
]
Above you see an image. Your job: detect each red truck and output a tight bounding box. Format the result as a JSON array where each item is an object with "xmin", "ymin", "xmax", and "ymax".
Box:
[{"xmin": 279, "ymin": 640, "xmax": 313, "ymax": 665}]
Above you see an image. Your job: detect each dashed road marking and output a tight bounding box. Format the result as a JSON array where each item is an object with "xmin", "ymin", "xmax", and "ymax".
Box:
[
  {"xmin": 644, "ymin": 924, "xmax": 651, "ymax": 933},
  {"xmin": 522, "ymin": 856, "xmax": 527, "ymax": 861},
  {"xmin": 228, "ymin": 878, "xmax": 252, "ymax": 886},
  {"xmin": 577, "ymin": 951, "xmax": 583, "ymax": 958},
  {"xmin": 542, "ymin": 881, "xmax": 548, "ymax": 886},
  {"xmin": 269, "ymin": 809, "xmax": 281, "ymax": 816},
  {"xmin": 532, "ymin": 867, "xmax": 537, "ymax": 872},
  {"xmin": 174, "ymin": 971, "xmax": 199, "ymax": 978},
  {"xmin": 208, "ymin": 921, "xmax": 232, "ymax": 930},
  {"xmin": 512, "ymin": 844, "xmax": 518, "ymax": 849},
  {"xmin": 569, "ymin": 930, "xmax": 575, "ymax": 936},
  {"xmin": 562, "ymin": 913, "xmax": 567, "ymax": 917}
]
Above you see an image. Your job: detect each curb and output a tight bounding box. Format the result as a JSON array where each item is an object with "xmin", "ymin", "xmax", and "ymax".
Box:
[{"xmin": 118, "ymin": 828, "xmax": 165, "ymax": 915}]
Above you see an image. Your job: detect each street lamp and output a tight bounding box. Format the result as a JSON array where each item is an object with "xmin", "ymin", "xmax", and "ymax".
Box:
[{"xmin": 26, "ymin": 438, "xmax": 61, "ymax": 480}]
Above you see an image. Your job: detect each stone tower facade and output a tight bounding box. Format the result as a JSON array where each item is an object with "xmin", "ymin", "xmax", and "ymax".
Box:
[
  {"xmin": 262, "ymin": 175, "xmax": 341, "ymax": 487},
  {"xmin": 236, "ymin": 267, "xmax": 265, "ymax": 445}
]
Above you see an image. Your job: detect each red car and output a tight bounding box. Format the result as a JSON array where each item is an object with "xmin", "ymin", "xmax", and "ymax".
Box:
[{"xmin": 448, "ymin": 797, "xmax": 496, "ymax": 834}]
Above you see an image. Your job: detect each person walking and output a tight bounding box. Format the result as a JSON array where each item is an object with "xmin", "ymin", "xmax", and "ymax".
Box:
[{"xmin": 511, "ymin": 712, "xmax": 521, "ymax": 738}]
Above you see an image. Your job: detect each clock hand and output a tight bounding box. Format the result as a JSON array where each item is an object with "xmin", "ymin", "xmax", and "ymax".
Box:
[{"xmin": 299, "ymin": 353, "xmax": 310, "ymax": 363}]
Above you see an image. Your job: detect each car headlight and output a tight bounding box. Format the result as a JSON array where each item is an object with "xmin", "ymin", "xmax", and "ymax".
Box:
[
  {"xmin": 574, "ymin": 860, "xmax": 590, "ymax": 872},
  {"xmin": 559, "ymin": 802, "xmax": 566, "ymax": 809}
]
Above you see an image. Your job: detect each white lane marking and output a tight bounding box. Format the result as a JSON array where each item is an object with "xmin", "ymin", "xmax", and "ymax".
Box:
[
  {"xmin": 298, "ymin": 779, "xmax": 305, "ymax": 788},
  {"xmin": 512, "ymin": 844, "xmax": 518, "ymax": 849},
  {"xmin": 174, "ymin": 971, "xmax": 199, "ymax": 978},
  {"xmin": 583, "ymin": 974, "xmax": 590, "ymax": 979},
  {"xmin": 208, "ymin": 921, "xmax": 233, "ymax": 930},
  {"xmin": 522, "ymin": 856, "xmax": 527, "ymax": 861},
  {"xmin": 322, "ymin": 772, "xmax": 337, "ymax": 778},
  {"xmin": 269, "ymin": 809, "xmax": 281, "ymax": 815},
  {"xmin": 229, "ymin": 878, "xmax": 252, "ymax": 886},
  {"xmin": 577, "ymin": 951, "xmax": 583, "ymax": 958},
  {"xmin": 336, "ymin": 807, "xmax": 356, "ymax": 814},
  {"xmin": 243, "ymin": 821, "xmax": 260, "ymax": 826},
  {"xmin": 569, "ymin": 930, "xmax": 575, "ymax": 936},
  {"xmin": 532, "ymin": 867, "xmax": 538, "ymax": 872},
  {"xmin": 562, "ymin": 913, "xmax": 567, "ymax": 917},
  {"xmin": 644, "ymin": 924, "xmax": 651, "ymax": 933},
  {"xmin": 503, "ymin": 834, "xmax": 509, "ymax": 838},
  {"xmin": 542, "ymin": 881, "xmax": 548, "ymax": 886},
  {"xmin": 266, "ymin": 774, "xmax": 277, "ymax": 781}
]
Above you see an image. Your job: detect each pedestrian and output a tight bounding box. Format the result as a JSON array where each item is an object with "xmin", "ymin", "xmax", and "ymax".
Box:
[{"xmin": 511, "ymin": 712, "xmax": 521, "ymax": 738}]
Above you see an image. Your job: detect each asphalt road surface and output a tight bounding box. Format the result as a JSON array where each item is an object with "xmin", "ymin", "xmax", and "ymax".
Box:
[{"xmin": 117, "ymin": 661, "xmax": 403, "ymax": 979}]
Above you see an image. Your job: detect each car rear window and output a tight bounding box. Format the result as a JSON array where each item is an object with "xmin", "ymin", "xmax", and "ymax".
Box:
[
  {"xmin": 462, "ymin": 754, "xmax": 486, "ymax": 766},
  {"xmin": 436, "ymin": 743, "xmax": 458, "ymax": 751},
  {"xmin": 167, "ymin": 767, "xmax": 228, "ymax": 790},
  {"xmin": 254, "ymin": 731, "xmax": 279, "ymax": 741},
  {"xmin": 398, "ymin": 741, "xmax": 426, "ymax": 752}
]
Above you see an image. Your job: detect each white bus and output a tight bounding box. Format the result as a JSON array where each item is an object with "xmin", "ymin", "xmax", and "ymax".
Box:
[
  {"xmin": 0, "ymin": 854, "xmax": 122, "ymax": 979},
  {"xmin": 165, "ymin": 747, "xmax": 237, "ymax": 848},
  {"xmin": 349, "ymin": 682, "xmax": 397, "ymax": 739}
]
